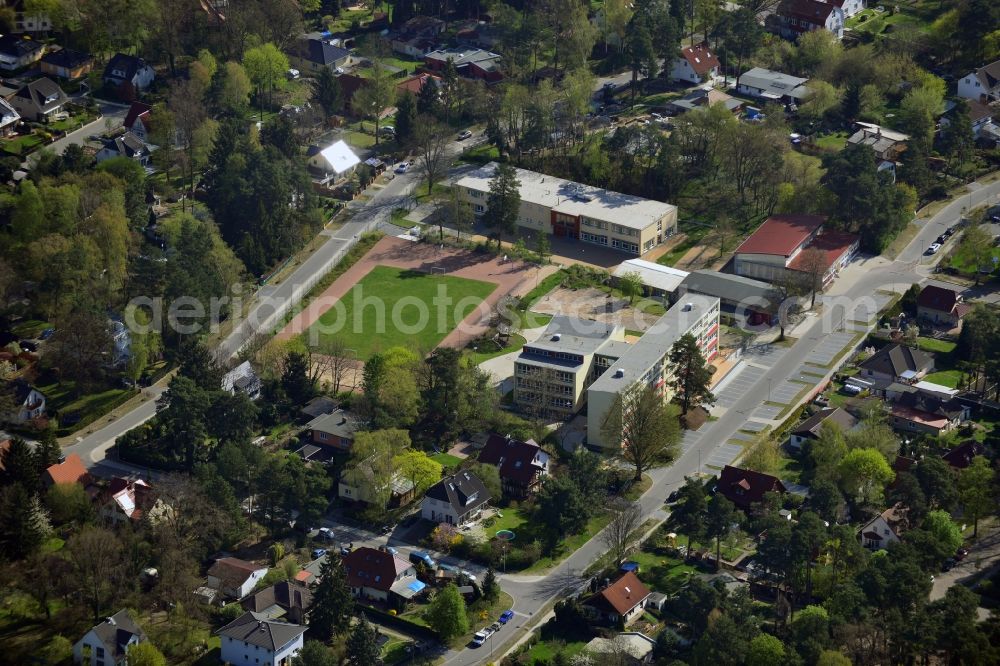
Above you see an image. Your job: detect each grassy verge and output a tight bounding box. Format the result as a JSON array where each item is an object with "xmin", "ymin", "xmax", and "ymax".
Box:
[
  {"xmin": 917, "ymin": 337, "xmax": 957, "ymax": 354},
  {"xmin": 429, "ymin": 452, "xmax": 462, "ymax": 468},
  {"xmin": 468, "ymin": 333, "xmax": 527, "ymax": 365}
]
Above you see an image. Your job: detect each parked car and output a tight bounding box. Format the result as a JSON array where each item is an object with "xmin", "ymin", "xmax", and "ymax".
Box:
[
  {"xmin": 925, "ymin": 243, "xmax": 942, "ymax": 255},
  {"xmin": 955, "ymin": 548, "xmax": 969, "ymax": 561},
  {"xmin": 461, "ymin": 569, "xmax": 477, "ymax": 582},
  {"xmin": 317, "ymin": 527, "xmax": 335, "ymax": 541},
  {"xmin": 395, "ymin": 161, "xmax": 409, "ymax": 174},
  {"xmin": 39, "ymin": 328, "xmax": 55, "ymax": 340},
  {"xmin": 311, "ymin": 548, "xmax": 327, "ymax": 559},
  {"xmin": 458, "ymin": 129, "xmax": 472, "ymax": 140},
  {"xmin": 936, "ymin": 235, "xmax": 946, "ymax": 244},
  {"xmin": 471, "ymin": 628, "xmax": 493, "ymax": 647},
  {"xmin": 942, "ymin": 558, "xmax": 956, "ymax": 571},
  {"xmin": 666, "ymin": 490, "xmax": 680, "ymax": 504},
  {"xmin": 499, "ymin": 610, "xmax": 514, "ymax": 624},
  {"xmin": 489, "ymin": 622, "xmax": 502, "ymax": 632},
  {"xmin": 379, "ymin": 545, "xmax": 399, "ymax": 556},
  {"xmin": 340, "ymin": 544, "xmax": 353, "ymax": 556},
  {"xmin": 380, "ymin": 125, "xmax": 396, "ymax": 137},
  {"xmin": 19, "ymin": 340, "xmax": 38, "ymax": 352},
  {"xmin": 409, "ymin": 551, "xmax": 436, "ymax": 568}
]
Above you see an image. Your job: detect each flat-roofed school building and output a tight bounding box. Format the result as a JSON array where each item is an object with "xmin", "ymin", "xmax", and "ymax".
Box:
[{"xmin": 455, "ymin": 163, "xmax": 678, "ymax": 256}]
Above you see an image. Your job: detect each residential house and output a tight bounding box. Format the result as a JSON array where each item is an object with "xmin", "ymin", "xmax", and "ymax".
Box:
[
  {"xmin": 424, "ymin": 47, "xmax": 502, "ymax": 83},
  {"xmin": 889, "ymin": 391, "xmax": 968, "ymax": 435},
  {"xmin": 829, "ymin": 0, "xmax": 865, "ymax": 17},
  {"xmin": 396, "ymin": 71, "xmax": 439, "ymax": 97},
  {"xmin": 102, "ymin": 53, "xmax": 155, "ymax": 99},
  {"xmin": 675, "ymin": 269, "xmax": 776, "ymax": 326},
  {"xmin": 338, "ymin": 465, "xmax": 415, "ymax": 508},
  {"xmin": 306, "ymin": 409, "xmax": 359, "ymax": 450},
  {"xmin": 7, "ymin": 0, "xmax": 52, "ymax": 33},
  {"xmin": 942, "ymin": 441, "xmax": 984, "ymax": 470},
  {"xmin": 42, "ymin": 453, "xmax": 92, "ymax": 489},
  {"xmin": 586, "ymin": 295, "xmax": 721, "ymax": 448},
  {"xmin": 916, "ymin": 284, "xmax": 971, "ymax": 326},
  {"xmin": 859, "ymin": 503, "xmax": 908, "ymax": 549},
  {"xmin": 341, "ymin": 546, "xmax": 425, "ymax": 606},
  {"xmin": 9, "ymin": 77, "xmax": 67, "ymax": 121},
  {"xmin": 40, "ymin": 48, "xmax": 94, "ymax": 79},
  {"xmin": 123, "ymin": 101, "xmax": 153, "ymax": 142},
  {"xmin": 73, "ymin": 609, "xmax": 147, "ymax": 666},
  {"xmin": 789, "ymin": 407, "xmax": 857, "ymax": 449},
  {"xmin": 207, "ymin": 557, "xmax": 269, "ymax": 600},
  {"xmin": 583, "ymin": 572, "xmax": 651, "ymax": 627},
  {"xmin": 95, "ymin": 132, "xmax": 153, "ymax": 169},
  {"xmin": 716, "ymin": 465, "xmax": 787, "ymax": 511},
  {"xmin": 97, "ymin": 477, "xmax": 171, "ymax": 527},
  {"xmin": 456, "ymin": 162, "xmax": 678, "ymax": 255},
  {"xmin": 289, "ymin": 37, "xmax": 350, "ymax": 76},
  {"xmin": 217, "ymin": 611, "xmax": 306, "ymax": 666},
  {"xmin": 300, "ymin": 395, "xmax": 336, "ymax": 420},
  {"xmin": 957, "ymin": 59, "xmax": 1000, "ymax": 104},
  {"xmin": 665, "ymin": 85, "xmax": 743, "ymax": 115},
  {"xmin": 4, "ymin": 380, "xmax": 45, "ymax": 424},
  {"xmin": 858, "ymin": 343, "xmax": 934, "ymax": 384},
  {"xmin": 732, "ymin": 214, "xmax": 858, "ymax": 285},
  {"xmin": 967, "ymin": 100, "xmax": 994, "ymax": 139},
  {"xmin": 421, "ymin": 471, "xmax": 491, "ymax": 526},
  {"xmin": 477, "ymin": 433, "xmax": 550, "ymax": 499},
  {"xmin": 772, "ymin": 0, "xmax": 845, "ymax": 40},
  {"xmin": 241, "ymin": 580, "xmax": 313, "ymax": 624},
  {"xmin": 390, "ymin": 16, "xmax": 446, "ymax": 57},
  {"xmin": 0, "ymin": 34, "xmax": 44, "ymax": 71},
  {"xmin": 613, "ymin": 259, "xmax": 689, "ymax": 299},
  {"xmin": 847, "ymin": 122, "xmax": 909, "ymax": 177},
  {"xmin": 669, "ymin": 42, "xmax": 720, "ymax": 85},
  {"xmin": 583, "ymin": 633, "xmax": 657, "ymax": 665},
  {"xmin": 736, "ymin": 67, "xmax": 810, "ymax": 104},
  {"xmin": 0, "ymin": 97, "xmax": 19, "ymax": 136},
  {"xmin": 221, "ymin": 361, "xmax": 261, "ymax": 400},
  {"xmin": 306, "ymin": 139, "xmax": 360, "ymax": 185}
]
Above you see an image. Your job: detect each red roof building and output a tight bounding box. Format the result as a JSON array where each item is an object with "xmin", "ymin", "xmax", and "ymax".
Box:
[
  {"xmin": 917, "ymin": 285, "xmax": 971, "ymax": 326},
  {"xmin": 772, "ymin": 0, "xmax": 845, "ymax": 40},
  {"xmin": 735, "ymin": 214, "xmax": 826, "ymax": 257},
  {"xmin": 341, "ymin": 547, "xmax": 422, "ymax": 604},
  {"xmin": 477, "ymin": 434, "xmax": 550, "ymax": 499},
  {"xmin": 733, "ymin": 214, "xmax": 858, "ymax": 286},
  {"xmin": 396, "ymin": 72, "xmax": 439, "ymax": 96},
  {"xmin": 123, "ymin": 101, "xmax": 152, "ymax": 141},
  {"xmin": 669, "ymin": 42, "xmax": 720, "ymax": 84},
  {"xmin": 583, "ymin": 572, "xmax": 651, "ymax": 626},
  {"xmin": 42, "ymin": 453, "xmax": 92, "ymax": 488},
  {"xmin": 717, "ymin": 465, "xmax": 787, "ymax": 510}
]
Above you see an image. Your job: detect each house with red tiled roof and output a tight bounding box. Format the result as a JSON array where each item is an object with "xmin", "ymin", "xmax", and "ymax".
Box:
[
  {"xmin": 477, "ymin": 434, "xmax": 550, "ymax": 499},
  {"xmin": 42, "ymin": 453, "xmax": 92, "ymax": 489},
  {"xmin": 583, "ymin": 572, "xmax": 651, "ymax": 626},
  {"xmin": 717, "ymin": 465, "xmax": 787, "ymax": 511},
  {"xmin": 341, "ymin": 546, "xmax": 424, "ymax": 607},
  {"xmin": 732, "ymin": 214, "xmax": 858, "ymax": 286},
  {"xmin": 917, "ymin": 285, "xmax": 971, "ymax": 327},
  {"xmin": 97, "ymin": 477, "xmax": 171, "ymax": 527},
  {"xmin": 942, "ymin": 441, "xmax": 984, "ymax": 470},
  {"xmin": 772, "ymin": 0, "xmax": 845, "ymax": 40},
  {"xmin": 669, "ymin": 42, "xmax": 720, "ymax": 85},
  {"xmin": 123, "ymin": 101, "xmax": 152, "ymax": 143},
  {"xmin": 207, "ymin": 557, "xmax": 268, "ymax": 600}
]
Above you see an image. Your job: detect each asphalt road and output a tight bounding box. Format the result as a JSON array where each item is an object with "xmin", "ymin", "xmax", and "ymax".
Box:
[{"xmin": 24, "ymin": 98, "xmax": 130, "ymax": 166}]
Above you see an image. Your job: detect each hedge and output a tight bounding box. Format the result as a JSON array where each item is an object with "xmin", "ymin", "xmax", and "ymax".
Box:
[{"xmin": 357, "ymin": 605, "xmax": 441, "ymax": 641}]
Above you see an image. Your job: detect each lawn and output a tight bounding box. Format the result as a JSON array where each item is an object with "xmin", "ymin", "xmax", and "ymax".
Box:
[
  {"xmin": 303, "ymin": 265, "xmax": 497, "ymax": 360},
  {"xmin": 344, "ymin": 129, "xmax": 377, "ymax": 149},
  {"xmin": 917, "ymin": 337, "xmax": 957, "ymax": 354},
  {"xmin": 813, "ymin": 131, "xmax": 848, "ymax": 151},
  {"xmin": 656, "ymin": 226, "xmax": 709, "ymax": 267},
  {"xmin": 521, "ymin": 618, "xmax": 591, "ymax": 664},
  {"xmin": 948, "ymin": 244, "xmax": 1000, "ymax": 277},
  {"xmin": 520, "ymin": 271, "xmax": 564, "ymax": 309},
  {"xmin": 924, "ymin": 369, "xmax": 963, "ymax": 388},
  {"xmin": 468, "ymin": 333, "xmax": 527, "ymax": 365},
  {"xmin": 627, "ymin": 550, "xmax": 699, "ymax": 596},
  {"xmin": 430, "ymin": 452, "xmax": 462, "ymax": 468},
  {"xmin": 35, "ymin": 380, "xmax": 135, "ymax": 433},
  {"xmin": 3, "ymin": 133, "xmax": 45, "ymax": 156}
]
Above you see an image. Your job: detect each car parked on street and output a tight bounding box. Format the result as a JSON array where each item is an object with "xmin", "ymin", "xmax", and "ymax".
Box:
[
  {"xmin": 472, "ymin": 628, "xmax": 493, "ymax": 647},
  {"xmin": 926, "ymin": 243, "xmax": 941, "ymax": 255},
  {"xmin": 499, "ymin": 610, "xmax": 514, "ymax": 624},
  {"xmin": 317, "ymin": 527, "xmax": 335, "ymax": 541},
  {"xmin": 311, "ymin": 548, "xmax": 327, "ymax": 559},
  {"xmin": 395, "ymin": 161, "xmax": 409, "ymax": 174},
  {"xmin": 458, "ymin": 129, "xmax": 472, "ymax": 140}
]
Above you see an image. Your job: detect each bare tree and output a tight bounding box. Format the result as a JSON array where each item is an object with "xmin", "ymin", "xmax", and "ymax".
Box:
[
  {"xmin": 602, "ymin": 499, "xmax": 642, "ymax": 566},
  {"xmin": 766, "ymin": 271, "xmax": 808, "ymax": 341},
  {"xmin": 796, "ymin": 247, "xmax": 828, "ymax": 309},
  {"xmin": 415, "ymin": 115, "xmax": 451, "ymax": 197},
  {"xmin": 67, "ymin": 526, "xmax": 125, "ymax": 621},
  {"xmin": 314, "ymin": 336, "xmax": 352, "ymax": 395},
  {"xmin": 600, "ymin": 385, "xmax": 682, "ymax": 481}
]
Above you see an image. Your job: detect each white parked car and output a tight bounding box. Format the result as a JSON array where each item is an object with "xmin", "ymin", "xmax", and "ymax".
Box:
[
  {"xmin": 458, "ymin": 129, "xmax": 473, "ymax": 140},
  {"xmin": 472, "ymin": 628, "xmax": 493, "ymax": 647},
  {"xmin": 926, "ymin": 243, "xmax": 942, "ymax": 255},
  {"xmin": 395, "ymin": 162, "xmax": 409, "ymax": 174}
]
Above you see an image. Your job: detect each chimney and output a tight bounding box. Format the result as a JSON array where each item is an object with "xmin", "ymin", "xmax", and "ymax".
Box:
[{"xmin": 624, "ymin": 586, "xmax": 632, "ymax": 597}]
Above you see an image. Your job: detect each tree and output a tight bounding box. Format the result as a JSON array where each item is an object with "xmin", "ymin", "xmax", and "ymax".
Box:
[
  {"xmin": 940, "ymin": 100, "xmax": 975, "ymax": 171},
  {"xmin": 46, "ymin": 482, "xmax": 93, "ymax": 526},
  {"xmin": 46, "ymin": 310, "xmax": 113, "ymax": 392},
  {"xmin": 600, "ymin": 385, "xmax": 682, "ymax": 481},
  {"xmin": 67, "ymin": 525, "xmax": 123, "ymax": 621},
  {"xmin": 282, "ymin": 351, "xmax": 316, "ymax": 405},
  {"xmin": 213, "ymin": 62, "xmax": 252, "ymax": 116},
  {"xmin": 603, "ymin": 499, "xmax": 642, "ymax": 566},
  {"xmin": 958, "ymin": 456, "xmax": 994, "ymax": 538},
  {"xmin": 343, "ymin": 429, "xmax": 411, "ymax": 514},
  {"xmin": 957, "ymin": 223, "xmax": 994, "ymax": 285},
  {"xmin": 308, "ymin": 554, "xmax": 354, "ymax": 640},
  {"xmin": 922, "ymin": 509, "xmax": 963, "ymax": 554},
  {"xmin": 482, "ymin": 566, "xmax": 500, "ymax": 603},
  {"xmin": 740, "ymin": 434, "xmax": 781, "ymax": 475},
  {"xmin": 619, "ymin": 271, "xmax": 644, "ymax": 304},
  {"xmin": 394, "ymin": 92, "xmax": 417, "ymax": 146},
  {"xmin": 668, "ymin": 333, "xmax": 715, "ymax": 415},
  {"xmin": 671, "ymin": 477, "xmax": 708, "ymax": 557},
  {"xmin": 393, "ymin": 450, "xmax": 442, "ymax": 496},
  {"xmin": 838, "ymin": 448, "xmax": 894, "ymax": 508},
  {"xmin": 1, "ymin": 436, "xmax": 40, "ymax": 491},
  {"xmin": 482, "ymin": 163, "xmax": 521, "ymax": 248},
  {"xmin": 425, "ymin": 584, "xmax": 469, "ymax": 640},
  {"xmin": 913, "ymin": 456, "xmax": 958, "ymax": 512},
  {"xmin": 416, "ymin": 76, "xmax": 440, "ymax": 117},
  {"xmin": 536, "ymin": 232, "xmax": 551, "ymax": 263},
  {"xmin": 746, "ymin": 633, "xmax": 785, "ymax": 666},
  {"xmin": 125, "ymin": 643, "xmax": 167, "ymax": 666},
  {"xmin": 767, "ymin": 271, "xmax": 807, "ymax": 341},
  {"xmin": 291, "ymin": 641, "xmax": 338, "ymax": 666},
  {"xmin": 35, "ymin": 429, "xmax": 61, "ymax": 469},
  {"xmin": 705, "ymin": 494, "xmax": 737, "ymax": 568},
  {"xmin": 537, "ymin": 475, "xmax": 591, "ymax": 538},
  {"xmin": 443, "ymin": 186, "xmax": 474, "ymax": 241},
  {"xmin": 243, "ymin": 43, "xmax": 289, "ymax": 117},
  {"xmin": 352, "ymin": 61, "xmax": 396, "ymax": 144},
  {"xmin": 797, "ymin": 247, "xmax": 828, "ymax": 309},
  {"xmin": 414, "ymin": 117, "xmax": 450, "ymax": 197},
  {"xmin": 346, "ymin": 615, "xmax": 380, "ymax": 665},
  {"xmin": 312, "ymin": 66, "xmax": 343, "ymax": 118},
  {"xmin": 470, "ymin": 462, "xmax": 502, "ymax": 502},
  {"xmin": 624, "ymin": 14, "xmax": 657, "ymax": 106},
  {"xmin": 0, "ymin": 484, "xmax": 50, "ymax": 559},
  {"xmin": 817, "ymin": 651, "xmax": 852, "ymax": 666}
]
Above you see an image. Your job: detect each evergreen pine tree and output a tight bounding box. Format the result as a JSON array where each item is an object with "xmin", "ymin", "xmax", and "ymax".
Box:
[
  {"xmin": 0, "ymin": 485, "xmax": 51, "ymax": 558},
  {"xmin": 482, "ymin": 566, "xmax": 500, "ymax": 603},
  {"xmin": 416, "ymin": 77, "xmax": 440, "ymax": 117},
  {"xmin": 395, "ymin": 92, "xmax": 418, "ymax": 147},
  {"xmin": 307, "ymin": 555, "xmax": 354, "ymax": 640},
  {"xmin": 36, "ymin": 429, "xmax": 61, "ymax": 469},
  {"xmin": 312, "ymin": 67, "xmax": 343, "ymax": 118},
  {"xmin": 2, "ymin": 436, "xmax": 40, "ymax": 492},
  {"xmin": 345, "ymin": 615, "xmax": 380, "ymax": 665},
  {"xmin": 667, "ymin": 333, "xmax": 715, "ymax": 415}
]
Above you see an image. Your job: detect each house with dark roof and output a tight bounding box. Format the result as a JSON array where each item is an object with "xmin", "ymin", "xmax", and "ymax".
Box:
[
  {"xmin": 942, "ymin": 441, "xmax": 984, "ymax": 470},
  {"xmin": 307, "ymin": 409, "xmax": 359, "ymax": 450},
  {"xmin": 9, "ymin": 76, "xmax": 66, "ymax": 121},
  {"xmin": 42, "ymin": 452, "xmax": 92, "ymax": 489},
  {"xmin": 668, "ymin": 42, "xmax": 720, "ymax": 85},
  {"xmin": 241, "ymin": 580, "xmax": 312, "ymax": 624},
  {"xmin": 97, "ymin": 477, "xmax": 171, "ymax": 526},
  {"xmin": 583, "ymin": 572, "xmax": 651, "ymax": 626},
  {"xmin": 40, "ymin": 47, "xmax": 94, "ymax": 79},
  {"xmin": 73, "ymin": 609, "xmax": 148, "ymax": 666},
  {"xmin": 675, "ymin": 269, "xmax": 776, "ymax": 326},
  {"xmin": 847, "ymin": 122, "xmax": 910, "ymax": 167},
  {"xmin": 789, "ymin": 407, "xmax": 857, "ymax": 449},
  {"xmin": 424, "ymin": 47, "xmax": 502, "ymax": 83},
  {"xmin": 958, "ymin": 59, "xmax": 1000, "ymax": 104},
  {"xmin": 889, "ymin": 391, "xmax": 968, "ymax": 435},
  {"xmin": 477, "ymin": 433, "xmax": 550, "ymax": 499},
  {"xmin": 207, "ymin": 557, "xmax": 269, "ymax": 600},
  {"xmin": 858, "ymin": 343, "xmax": 934, "ymax": 384},
  {"xmin": 221, "ymin": 361, "xmax": 261, "ymax": 399},
  {"xmin": 102, "ymin": 53, "xmax": 155, "ymax": 99},
  {"xmin": 289, "ymin": 37, "xmax": 351, "ymax": 75},
  {"xmin": 717, "ymin": 465, "xmax": 787, "ymax": 511},
  {"xmin": 917, "ymin": 285, "xmax": 971, "ymax": 326},
  {"xmin": 3, "ymin": 380, "xmax": 45, "ymax": 424},
  {"xmin": 736, "ymin": 67, "xmax": 810, "ymax": 103},
  {"xmin": 390, "ymin": 15, "xmax": 446, "ymax": 57},
  {"xmin": 341, "ymin": 546, "xmax": 424, "ymax": 606},
  {"xmin": 95, "ymin": 131, "xmax": 153, "ymax": 168},
  {"xmin": 859, "ymin": 503, "xmax": 908, "ymax": 549},
  {"xmin": 123, "ymin": 101, "xmax": 153, "ymax": 142},
  {"xmin": 0, "ymin": 96, "xmax": 19, "ymax": 136},
  {"xmin": 732, "ymin": 214, "xmax": 858, "ymax": 285},
  {"xmin": 421, "ymin": 471, "xmax": 491, "ymax": 526},
  {"xmin": 665, "ymin": 85, "xmax": 743, "ymax": 115},
  {"xmin": 217, "ymin": 611, "xmax": 306, "ymax": 666},
  {"xmin": 0, "ymin": 34, "xmax": 44, "ymax": 71},
  {"xmin": 772, "ymin": 0, "xmax": 845, "ymax": 40}
]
